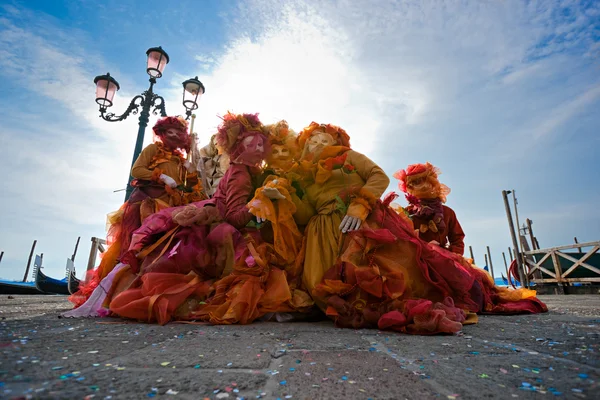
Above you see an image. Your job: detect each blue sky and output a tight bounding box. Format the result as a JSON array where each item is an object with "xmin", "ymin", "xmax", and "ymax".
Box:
[{"xmin": 1, "ymin": 0, "xmax": 599, "ymax": 281}]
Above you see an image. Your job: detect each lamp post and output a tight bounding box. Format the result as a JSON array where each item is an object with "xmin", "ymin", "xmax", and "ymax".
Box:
[{"xmin": 93, "ymin": 46, "xmax": 205, "ymax": 201}]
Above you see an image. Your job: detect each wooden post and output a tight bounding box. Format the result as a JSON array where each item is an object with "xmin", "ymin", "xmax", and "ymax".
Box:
[
  {"xmin": 502, "ymin": 251, "xmax": 510, "ymax": 280},
  {"xmin": 551, "ymin": 251, "xmax": 565, "ymax": 295},
  {"xmin": 86, "ymin": 237, "xmax": 99, "ymax": 275},
  {"xmin": 508, "ymin": 247, "xmax": 514, "ymax": 262},
  {"xmin": 526, "ymin": 219, "xmax": 537, "ymax": 250},
  {"xmin": 23, "ymin": 240, "xmax": 37, "ymax": 282},
  {"xmin": 512, "ymin": 190, "xmax": 529, "ymax": 288},
  {"xmin": 502, "ymin": 190, "xmax": 526, "ymax": 285},
  {"xmin": 469, "ymin": 246, "xmax": 475, "ymax": 263},
  {"xmin": 0, "ymin": 251, "xmax": 3, "ymax": 265},
  {"xmin": 484, "ymin": 253, "xmax": 489, "ymax": 270},
  {"xmin": 486, "ymin": 246, "xmax": 495, "ymax": 280},
  {"xmin": 574, "ymin": 237, "xmax": 582, "ymax": 253},
  {"xmin": 71, "ymin": 236, "xmax": 81, "ymax": 262}
]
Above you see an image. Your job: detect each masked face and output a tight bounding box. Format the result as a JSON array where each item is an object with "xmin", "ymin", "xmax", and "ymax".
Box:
[
  {"xmin": 307, "ymin": 131, "xmax": 335, "ymax": 156},
  {"xmin": 237, "ymin": 134, "xmax": 265, "ymax": 165},
  {"xmin": 160, "ymin": 127, "xmax": 189, "ymax": 151},
  {"xmin": 165, "ymin": 128, "xmax": 181, "ymax": 139},
  {"xmin": 268, "ymin": 144, "xmax": 293, "ymax": 171},
  {"xmin": 406, "ymin": 175, "xmax": 436, "ymax": 198},
  {"xmin": 271, "ymin": 145, "xmax": 291, "ymax": 161}
]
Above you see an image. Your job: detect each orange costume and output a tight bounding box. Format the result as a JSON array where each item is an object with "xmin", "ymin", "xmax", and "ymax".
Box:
[{"xmin": 394, "ymin": 163, "xmax": 465, "ymax": 255}]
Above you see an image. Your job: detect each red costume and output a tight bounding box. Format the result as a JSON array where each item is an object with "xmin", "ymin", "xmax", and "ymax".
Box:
[{"xmin": 394, "ymin": 163, "xmax": 465, "ymax": 255}]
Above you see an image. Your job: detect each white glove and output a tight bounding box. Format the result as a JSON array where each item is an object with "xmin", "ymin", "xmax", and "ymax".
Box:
[
  {"xmin": 262, "ymin": 187, "xmax": 285, "ymax": 200},
  {"xmin": 339, "ymin": 215, "xmax": 362, "ymax": 233},
  {"xmin": 160, "ymin": 174, "xmax": 178, "ymax": 188},
  {"xmin": 183, "ymin": 160, "xmax": 195, "ymax": 173}
]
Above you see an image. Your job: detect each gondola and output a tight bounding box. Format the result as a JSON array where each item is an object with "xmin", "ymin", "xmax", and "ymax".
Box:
[
  {"xmin": 33, "ymin": 257, "xmax": 81, "ymax": 295},
  {"xmin": 0, "ymin": 279, "xmax": 42, "ymax": 295},
  {"xmin": 1, "ymin": 254, "xmax": 44, "ymax": 295},
  {"xmin": 33, "ymin": 257, "xmax": 70, "ymax": 295},
  {"xmin": 67, "ymin": 265, "xmax": 81, "ymax": 295}
]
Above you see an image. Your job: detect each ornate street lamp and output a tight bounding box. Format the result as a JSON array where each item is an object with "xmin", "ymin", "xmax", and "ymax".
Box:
[
  {"xmin": 146, "ymin": 46, "xmax": 169, "ymax": 78},
  {"xmin": 182, "ymin": 76, "xmax": 205, "ymax": 119},
  {"xmin": 93, "ymin": 46, "xmax": 204, "ymax": 201}
]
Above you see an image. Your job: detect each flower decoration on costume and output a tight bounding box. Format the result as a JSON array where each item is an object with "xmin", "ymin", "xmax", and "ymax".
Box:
[
  {"xmin": 323, "ymin": 153, "xmax": 348, "ymax": 171},
  {"xmin": 393, "ymin": 162, "xmax": 450, "ymax": 203}
]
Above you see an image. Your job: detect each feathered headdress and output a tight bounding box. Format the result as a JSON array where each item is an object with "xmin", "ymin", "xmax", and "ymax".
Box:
[
  {"xmin": 215, "ymin": 112, "xmax": 264, "ymax": 154},
  {"xmin": 264, "ymin": 120, "xmax": 298, "ymax": 152},
  {"xmin": 297, "ymin": 122, "xmax": 351, "ymax": 150},
  {"xmin": 152, "ymin": 116, "xmax": 189, "ymax": 135},
  {"xmin": 393, "ymin": 162, "xmax": 451, "ymax": 203},
  {"xmin": 264, "ymin": 120, "xmax": 291, "ymax": 145}
]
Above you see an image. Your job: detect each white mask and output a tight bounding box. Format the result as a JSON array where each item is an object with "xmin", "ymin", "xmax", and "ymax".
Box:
[{"xmin": 307, "ymin": 131, "xmax": 335, "ymax": 154}]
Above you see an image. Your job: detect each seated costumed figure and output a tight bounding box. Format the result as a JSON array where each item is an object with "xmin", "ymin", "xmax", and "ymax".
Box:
[
  {"xmin": 69, "ymin": 116, "xmax": 204, "ymax": 308},
  {"xmin": 261, "ymin": 122, "xmax": 547, "ymax": 334},
  {"xmin": 394, "ymin": 163, "xmax": 465, "ymax": 255}
]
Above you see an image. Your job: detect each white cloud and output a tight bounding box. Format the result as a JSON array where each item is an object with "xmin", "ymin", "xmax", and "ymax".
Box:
[{"xmin": 532, "ymin": 83, "xmax": 600, "ymax": 139}]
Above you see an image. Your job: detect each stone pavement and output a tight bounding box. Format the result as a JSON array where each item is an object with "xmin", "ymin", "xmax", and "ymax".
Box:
[{"xmin": 0, "ymin": 295, "xmax": 598, "ymax": 399}]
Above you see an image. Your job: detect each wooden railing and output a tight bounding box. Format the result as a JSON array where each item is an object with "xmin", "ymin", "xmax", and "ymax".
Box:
[{"xmin": 524, "ymin": 241, "xmax": 600, "ymax": 292}]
